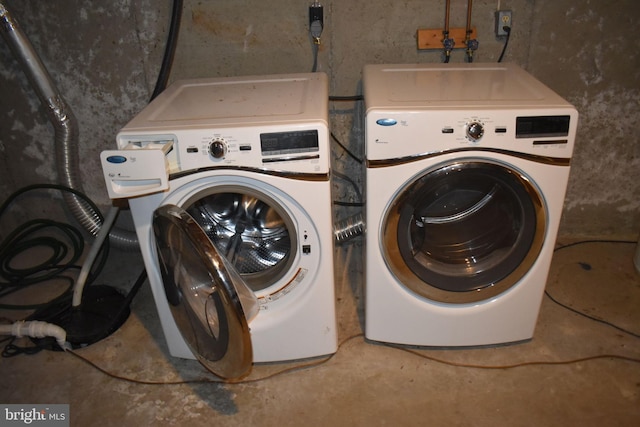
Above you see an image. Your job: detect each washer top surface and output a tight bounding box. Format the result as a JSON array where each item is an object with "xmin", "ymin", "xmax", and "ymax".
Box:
[
  {"xmin": 123, "ymin": 72, "xmax": 328, "ymax": 131},
  {"xmin": 363, "ymin": 63, "xmax": 572, "ymax": 110}
]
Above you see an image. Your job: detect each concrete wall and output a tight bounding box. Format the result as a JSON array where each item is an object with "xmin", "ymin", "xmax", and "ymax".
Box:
[{"xmin": 0, "ymin": 0, "xmax": 638, "ymax": 239}]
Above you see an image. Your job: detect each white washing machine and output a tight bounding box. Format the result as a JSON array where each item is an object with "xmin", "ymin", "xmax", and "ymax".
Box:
[
  {"xmin": 100, "ymin": 73, "xmax": 337, "ymax": 379},
  {"xmin": 363, "ymin": 63, "xmax": 578, "ymax": 346}
]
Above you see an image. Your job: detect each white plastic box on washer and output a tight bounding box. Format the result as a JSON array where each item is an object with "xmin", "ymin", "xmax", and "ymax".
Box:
[
  {"xmin": 101, "ymin": 73, "xmax": 337, "ymax": 379},
  {"xmin": 363, "ymin": 63, "xmax": 578, "ymax": 347}
]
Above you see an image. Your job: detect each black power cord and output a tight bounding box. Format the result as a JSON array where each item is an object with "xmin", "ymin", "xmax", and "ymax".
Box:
[
  {"xmin": 51, "ymin": 240, "xmax": 639, "ymax": 385},
  {"xmin": 150, "ymin": 0, "xmax": 183, "ymax": 101},
  {"xmin": 546, "ymin": 239, "xmax": 639, "ymax": 339},
  {"xmin": 309, "ymin": 1, "xmax": 323, "ymax": 72},
  {"xmin": 0, "ymin": 184, "xmax": 108, "ymax": 310},
  {"xmin": 497, "ymin": 25, "xmax": 511, "ymax": 62}
]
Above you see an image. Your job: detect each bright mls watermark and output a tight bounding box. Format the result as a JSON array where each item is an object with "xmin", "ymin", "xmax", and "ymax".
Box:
[{"xmin": 0, "ymin": 405, "xmax": 69, "ymax": 426}]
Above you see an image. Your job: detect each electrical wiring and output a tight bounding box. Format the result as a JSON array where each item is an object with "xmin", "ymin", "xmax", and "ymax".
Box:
[
  {"xmin": 0, "ymin": 220, "xmax": 83, "ymax": 288},
  {"xmin": 544, "ymin": 290, "xmax": 640, "ymax": 339},
  {"xmin": 554, "ymin": 239, "xmax": 636, "ymax": 251},
  {"xmin": 0, "ymin": 184, "xmax": 109, "ymax": 310},
  {"xmin": 311, "ymin": 43, "xmax": 320, "ymax": 73},
  {"xmin": 329, "ymin": 95, "xmax": 364, "ymax": 102},
  {"xmin": 497, "ymin": 25, "xmax": 511, "ymax": 62},
  {"xmin": 334, "ymin": 201, "xmax": 364, "ymax": 208},
  {"xmin": 332, "ymin": 170, "xmax": 363, "ymax": 205},
  {"xmin": 64, "ymin": 328, "xmax": 640, "ymax": 387},
  {"xmin": 3, "ymin": 191, "xmax": 636, "ymax": 384},
  {"xmin": 384, "ymin": 345, "xmax": 640, "ymax": 369},
  {"xmin": 0, "ymin": 183, "xmax": 132, "ymax": 356},
  {"xmin": 150, "ymin": 0, "xmax": 183, "ymax": 101},
  {"xmin": 2, "ymin": 337, "xmax": 44, "ymax": 357},
  {"xmin": 330, "ymin": 132, "xmax": 364, "ymax": 207},
  {"xmin": 545, "ymin": 239, "xmax": 639, "ymax": 339},
  {"xmin": 330, "ymin": 131, "xmax": 363, "ymax": 164},
  {"xmin": 65, "ymin": 334, "xmax": 363, "ymax": 385},
  {"xmin": 327, "ymin": 96, "xmax": 364, "ymax": 165},
  {"xmin": 309, "ymin": 2, "xmax": 323, "ymax": 72},
  {"xmin": 53, "ymin": 239, "xmax": 639, "ymax": 385}
]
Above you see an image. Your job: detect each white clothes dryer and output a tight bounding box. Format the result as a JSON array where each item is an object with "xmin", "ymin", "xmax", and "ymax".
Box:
[
  {"xmin": 101, "ymin": 73, "xmax": 337, "ymax": 379},
  {"xmin": 363, "ymin": 63, "xmax": 578, "ymax": 346}
]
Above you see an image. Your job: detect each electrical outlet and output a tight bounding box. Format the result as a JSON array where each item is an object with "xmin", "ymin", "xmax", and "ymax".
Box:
[{"xmin": 495, "ymin": 10, "xmax": 512, "ymax": 37}]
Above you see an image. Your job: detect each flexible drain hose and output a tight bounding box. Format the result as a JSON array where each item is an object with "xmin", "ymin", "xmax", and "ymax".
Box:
[
  {"xmin": 334, "ymin": 213, "xmax": 365, "ymax": 244},
  {"xmin": 0, "ymin": 2, "xmax": 138, "ymax": 249}
]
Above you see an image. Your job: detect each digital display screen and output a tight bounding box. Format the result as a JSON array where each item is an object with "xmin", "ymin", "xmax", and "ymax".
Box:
[
  {"xmin": 260, "ymin": 130, "xmax": 319, "ymax": 155},
  {"xmin": 516, "ymin": 116, "xmax": 571, "ymax": 138}
]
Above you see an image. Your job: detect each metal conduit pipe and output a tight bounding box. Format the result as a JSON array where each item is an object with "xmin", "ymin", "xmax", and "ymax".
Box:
[
  {"xmin": 465, "ymin": 0, "xmax": 479, "ymax": 62},
  {"xmin": 334, "ymin": 213, "xmax": 366, "ymax": 244},
  {"xmin": 442, "ymin": 0, "xmax": 454, "ymax": 63},
  {"xmin": 0, "ymin": 2, "xmax": 138, "ymax": 249}
]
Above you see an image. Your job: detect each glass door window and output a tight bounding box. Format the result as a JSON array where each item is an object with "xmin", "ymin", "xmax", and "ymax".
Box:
[{"xmin": 382, "ymin": 160, "xmax": 546, "ymax": 304}]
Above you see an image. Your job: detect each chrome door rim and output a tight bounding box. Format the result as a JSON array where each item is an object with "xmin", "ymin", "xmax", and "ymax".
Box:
[{"xmin": 381, "ymin": 158, "xmax": 547, "ymax": 304}]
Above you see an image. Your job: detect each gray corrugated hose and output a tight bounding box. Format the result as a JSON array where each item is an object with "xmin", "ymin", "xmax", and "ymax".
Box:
[{"xmin": 0, "ymin": 2, "xmax": 138, "ymax": 249}]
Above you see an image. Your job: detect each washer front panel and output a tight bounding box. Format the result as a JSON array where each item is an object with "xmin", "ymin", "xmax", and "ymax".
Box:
[{"xmin": 382, "ymin": 158, "xmax": 546, "ymax": 304}]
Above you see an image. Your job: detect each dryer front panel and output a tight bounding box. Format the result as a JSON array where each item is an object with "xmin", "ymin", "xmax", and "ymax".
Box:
[{"xmin": 382, "ymin": 159, "xmax": 546, "ymax": 304}]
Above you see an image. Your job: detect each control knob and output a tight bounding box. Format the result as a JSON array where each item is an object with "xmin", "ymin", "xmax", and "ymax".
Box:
[
  {"xmin": 209, "ymin": 139, "xmax": 227, "ymax": 159},
  {"xmin": 466, "ymin": 121, "xmax": 484, "ymax": 141}
]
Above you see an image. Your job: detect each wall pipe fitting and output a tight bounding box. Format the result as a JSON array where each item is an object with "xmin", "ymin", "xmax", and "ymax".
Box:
[
  {"xmin": 465, "ymin": 0, "xmax": 479, "ymax": 62},
  {"xmin": 442, "ymin": 0, "xmax": 454, "ymax": 63}
]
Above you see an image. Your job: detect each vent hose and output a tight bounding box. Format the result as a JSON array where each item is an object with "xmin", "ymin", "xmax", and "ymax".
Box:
[
  {"xmin": 0, "ymin": 2, "xmax": 182, "ymax": 249},
  {"xmin": 334, "ymin": 213, "xmax": 365, "ymax": 244},
  {"xmin": 0, "ymin": 2, "xmax": 136, "ymax": 248}
]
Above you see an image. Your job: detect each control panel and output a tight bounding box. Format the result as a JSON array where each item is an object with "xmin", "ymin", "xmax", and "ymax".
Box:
[
  {"xmin": 101, "ymin": 124, "xmax": 329, "ymax": 198},
  {"xmin": 366, "ymin": 109, "xmax": 577, "ymax": 162}
]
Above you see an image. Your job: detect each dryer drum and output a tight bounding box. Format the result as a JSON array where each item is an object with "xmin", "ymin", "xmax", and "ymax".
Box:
[
  {"xmin": 384, "ymin": 160, "xmax": 546, "ymax": 303},
  {"xmin": 185, "ymin": 190, "xmax": 295, "ymax": 293}
]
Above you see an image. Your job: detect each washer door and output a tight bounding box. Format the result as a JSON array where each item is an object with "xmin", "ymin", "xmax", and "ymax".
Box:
[
  {"xmin": 153, "ymin": 205, "xmax": 259, "ymax": 380},
  {"xmin": 382, "ymin": 160, "xmax": 546, "ymax": 304}
]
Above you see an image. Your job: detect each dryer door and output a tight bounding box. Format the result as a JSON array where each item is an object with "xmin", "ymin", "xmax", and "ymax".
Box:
[
  {"xmin": 383, "ymin": 159, "xmax": 546, "ymax": 304},
  {"xmin": 153, "ymin": 205, "xmax": 259, "ymax": 380}
]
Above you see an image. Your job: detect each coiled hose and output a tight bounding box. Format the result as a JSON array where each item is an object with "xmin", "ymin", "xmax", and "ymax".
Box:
[{"xmin": 0, "ymin": 1, "xmax": 183, "ymax": 249}]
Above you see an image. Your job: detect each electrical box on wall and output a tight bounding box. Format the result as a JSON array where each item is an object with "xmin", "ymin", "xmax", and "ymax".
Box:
[{"xmin": 495, "ymin": 10, "xmax": 512, "ymax": 37}]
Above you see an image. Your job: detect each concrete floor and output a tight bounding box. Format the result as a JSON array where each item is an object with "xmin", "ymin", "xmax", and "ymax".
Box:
[{"xmin": 1, "ymin": 237, "xmax": 639, "ymax": 426}]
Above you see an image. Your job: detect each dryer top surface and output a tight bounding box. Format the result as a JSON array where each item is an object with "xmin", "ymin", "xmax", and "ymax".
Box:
[{"xmin": 363, "ymin": 63, "xmax": 574, "ymax": 111}]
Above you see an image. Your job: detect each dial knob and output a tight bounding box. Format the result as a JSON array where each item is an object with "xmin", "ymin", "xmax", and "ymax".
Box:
[
  {"xmin": 209, "ymin": 139, "xmax": 227, "ymax": 159},
  {"xmin": 466, "ymin": 121, "xmax": 484, "ymax": 141}
]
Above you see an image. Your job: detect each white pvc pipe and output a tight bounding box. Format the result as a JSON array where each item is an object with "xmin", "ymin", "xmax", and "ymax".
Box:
[
  {"xmin": 0, "ymin": 321, "xmax": 69, "ymax": 351},
  {"xmin": 72, "ymin": 206, "xmax": 120, "ymax": 307}
]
